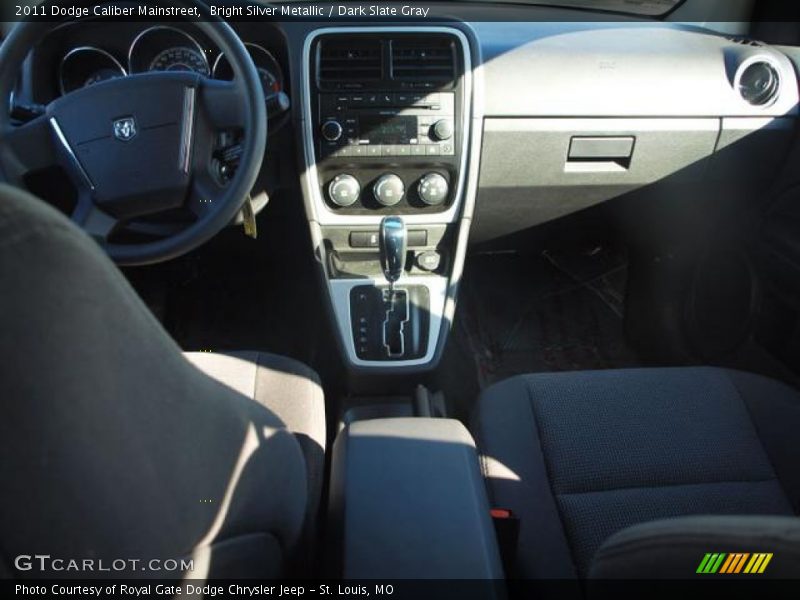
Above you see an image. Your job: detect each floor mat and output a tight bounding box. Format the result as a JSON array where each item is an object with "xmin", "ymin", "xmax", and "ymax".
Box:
[
  {"xmin": 159, "ymin": 210, "xmax": 331, "ymax": 370},
  {"xmin": 455, "ymin": 247, "xmax": 640, "ymax": 389},
  {"xmin": 168, "ymin": 261, "xmax": 322, "ymax": 362}
]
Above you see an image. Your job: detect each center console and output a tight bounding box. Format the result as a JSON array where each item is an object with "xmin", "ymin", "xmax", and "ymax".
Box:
[
  {"xmin": 329, "ymin": 418, "xmax": 504, "ymax": 580},
  {"xmin": 301, "ymin": 27, "xmax": 474, "ymax": 370}
]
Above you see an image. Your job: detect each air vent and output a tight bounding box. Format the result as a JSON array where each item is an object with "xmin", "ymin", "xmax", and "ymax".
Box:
[
  {"xmin": 726, "ymin": 36, "xmax": 763, "ymax": 47},
  {"xmin": 390, "ymin": 38, "xmax": 456, "ymax": 82},
  {"xmin": 735, "ymin": 59, "xmax": 781, "ymax": 107},
  {"xmin": 318, "ymin": 39, "xmax": 382, "ymax": 83}
]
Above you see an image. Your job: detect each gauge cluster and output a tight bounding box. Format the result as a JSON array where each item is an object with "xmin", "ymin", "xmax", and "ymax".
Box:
[
  {"xmin": 128, "ymin": 26, "xmax": 210, "ymax": 75},
  {"xmin": 59, "ymin": 46, "xmax": 126, "ymax": 94},
  {"xmin": 212, "ymin": 42, "xmax": 284, "ymax": 102},
  {"xmin": 55, "ymin": 25, "xmax": 286, "ymax": 118}
]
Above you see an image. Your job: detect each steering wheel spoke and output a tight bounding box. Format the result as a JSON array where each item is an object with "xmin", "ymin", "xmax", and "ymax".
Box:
[
  {"xmin": 187, "ymin": 168, "xmax": 226, "ymax": 218},
  {"xmin": 200, "ymin": 79, "xmax": 247, "ymax": 130},
  {"xmin": 0, "ymin": 116, "xmax": 58, "ymax": 185},
  {"xmin": 71, "ymin": 190, "xmax": 118, "ymax": 243}
]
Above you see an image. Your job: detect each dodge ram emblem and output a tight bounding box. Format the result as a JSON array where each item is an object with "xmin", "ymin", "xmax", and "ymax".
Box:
[{"xmin": 113, "ymin": 117, "xmax": 137, "ymax": 142}]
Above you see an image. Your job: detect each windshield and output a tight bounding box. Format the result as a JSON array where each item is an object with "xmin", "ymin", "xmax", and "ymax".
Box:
[{"xmin": 468, "ymin": 0, "xmax": 683, "ymax": 17}]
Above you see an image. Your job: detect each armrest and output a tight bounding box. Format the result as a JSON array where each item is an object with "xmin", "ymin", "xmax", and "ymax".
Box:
[{"xmin": 329, "ymin": 418, "xmax": 504, "ymax": 580}]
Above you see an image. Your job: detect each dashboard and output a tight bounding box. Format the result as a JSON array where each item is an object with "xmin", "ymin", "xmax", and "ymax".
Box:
[
  {"xmin": 8, "ymin": 5, "xmax": 800, "ymax": 373},
  {"xmin": 13, "ymin": 15, "xmax": 800, "ymax": 246}
]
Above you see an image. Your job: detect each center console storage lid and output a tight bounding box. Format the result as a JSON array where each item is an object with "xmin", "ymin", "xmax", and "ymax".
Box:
[{"xmin": 330, "ymin": 418, "xmax": 504, "ymax": 581}]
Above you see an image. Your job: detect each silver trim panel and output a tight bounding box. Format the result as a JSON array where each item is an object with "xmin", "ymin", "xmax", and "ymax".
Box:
[
  {"xmin": 733, "ymin": 55, "xmax": 782, "ymax": 108},
  {"xmin": 178, "ymin": 86, "xmax": 197, "ymax": 174},
  {"xmin": 302, "ymin": 25, "xmax": 480, "ymax": 369},
  {"xmin": 300, "ymin": 26, "xmax": 472, "ymax": 226},
  {"xmin": 128, "ymin": 26, "xmax": 210, "ymax": 75},
  {"xmin": 212, "ymin": 42, "xmax": 283, "ymax": 87},
  {"xmin": 59, "ymin": 46, "xmax": 127, "ymax": 96},
  {"xmin": 49, "ymin": 117, "xmax": 95, "ymax": 191},
  {"xmin": 330, "ymin": 276, "xmax": 448, "ymax": 368}
]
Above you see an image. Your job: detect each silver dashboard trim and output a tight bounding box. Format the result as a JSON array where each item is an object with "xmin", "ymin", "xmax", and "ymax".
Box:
[
  {"xmin": 178, "ymin": 86, "xmax": 197, "ymax": 174},
  {"xmin": 128, "ymin": 25, "xmax": 210, "ymax": 76},
  {"xmin": 49, "ymin": 117, "xmax": 95, "ymax": 191},
  {"xmin": 330, "ymin": 276, "xmax": 448, "ymax": 368},
  {"xmin": 59, "ymin": 46, "xmax": 127, "ymax": 96},
  {"xmin": 300, "ymin": 26, "xmax": 472, "ymax": 226},
  {"xmin": 212, "ymin": 42, "xmax": 283, "ymax": 87},
  {"xmin": 301, "ymin": 25, "xmax": 481, "ymax": 369},
  {"xmin": 732, "ymin": 54, "xmax": 782, "ymax": 109}
]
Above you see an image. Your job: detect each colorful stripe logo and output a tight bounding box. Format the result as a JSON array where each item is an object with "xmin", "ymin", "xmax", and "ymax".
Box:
[{"xmin": 696, "ymin": 553, "xmax": 773, "ymax": 574}]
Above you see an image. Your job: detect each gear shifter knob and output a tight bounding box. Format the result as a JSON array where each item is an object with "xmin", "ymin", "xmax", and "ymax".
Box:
[{"xmin": 379, "ymin": 216, "xmax": 407, "ymax": 285}]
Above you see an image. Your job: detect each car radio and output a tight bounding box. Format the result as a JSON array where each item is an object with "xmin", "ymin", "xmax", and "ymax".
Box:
[
  {"xmin": 317, "ymin": 92, "xmax": 455, "ymax": 159},
  {"xmin": 307, "ymin": 31, "xmax": 465, "ymax": 215}
]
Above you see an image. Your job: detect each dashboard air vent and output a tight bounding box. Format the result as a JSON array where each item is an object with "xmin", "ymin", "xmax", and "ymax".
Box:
[
  {"xmin": 736, "ymin": 59, "xmax": 781, "ymax": 107},
  {"xmin": 318, "ymin": 39, "xmax": 382, "ymax": 83},
  {"xmin": 726, "ymin": 36, "xmax": 763, "ymax": 47},
  {"xmin": 390, "ymin": 38, "xmax": 456, "ymax": 82}
]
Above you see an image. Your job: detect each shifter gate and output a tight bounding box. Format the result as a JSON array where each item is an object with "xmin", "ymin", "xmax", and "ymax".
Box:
[{"xmin": 383, "ymin": 289, "xmax": 409, "ymax": 358}]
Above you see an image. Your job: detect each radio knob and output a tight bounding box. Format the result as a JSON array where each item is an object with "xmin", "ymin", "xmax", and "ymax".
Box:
[
  {"xmin": 417, "ymin": 173, "xmax": 449, "ymax": 206},
  {"xmin": 373, "ymin": 174, "xmax": 405, "ymax": 207},
  {"xmin": 432, "ymin": 119, "xmax": 454, "ymax": 141},
  {"xmin": 328, "ymin": 174, "xmax": 360, "ymax": 207},
  {"xmin": 321, "ymin": 120, "xmax": 343, "ymax": 142}
]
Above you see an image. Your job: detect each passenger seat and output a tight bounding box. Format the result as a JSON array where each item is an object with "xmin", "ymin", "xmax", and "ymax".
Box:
[{"xmin": 472, "ymin": 367, "xmax": 800, "ymax": 578}]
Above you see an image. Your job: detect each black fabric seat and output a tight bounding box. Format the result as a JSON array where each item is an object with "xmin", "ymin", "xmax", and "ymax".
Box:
[
  {"xmin": 0, "ymin": 185, "xmax": 325, "ymax": 578},
  {"xmin": 472, "ymin": 367, "xmax": 800, "ymax": 578}
]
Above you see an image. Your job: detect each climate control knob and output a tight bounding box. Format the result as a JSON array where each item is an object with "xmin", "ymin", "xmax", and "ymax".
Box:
[
  {"xmin": 321, "ymin": 120, "xmax": 343, "ymax": 142},
  {"xmin": 328, "ymin": 174, "xmax": 360, "ymax": 207},
  {"xmin": 417, "ymin": 172, "xmax": 449, "ymax": 206},
  {"xmin": 431, "ymin": 119, "xmax": 454, "ymax": 141},
  {"xmin": 373, "ymin": 174, "xmax": 405, "ymax": 207}
]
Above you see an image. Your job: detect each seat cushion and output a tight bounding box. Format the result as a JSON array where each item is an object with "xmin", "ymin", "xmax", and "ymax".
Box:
[
  {"xmin": 472, "ymin": 367, "xmax": 800, "ymax": 578},
  {"xmin": 186, "ymin": 351, "xmax": 326, "ymax": 534},
  {"xmin": 589, "ymin": 515, "xmax": 800, "ymax": 579}
]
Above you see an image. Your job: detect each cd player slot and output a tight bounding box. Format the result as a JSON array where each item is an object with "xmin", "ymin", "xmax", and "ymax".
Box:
[{"xmin": 320, "ymin": 92, "xmax": 451, "ymax": 118}]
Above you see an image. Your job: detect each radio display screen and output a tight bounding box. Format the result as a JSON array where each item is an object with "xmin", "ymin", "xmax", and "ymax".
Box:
[{"xmin": 359, "ymin": 116, "xmax": 416, "ymax": 144}]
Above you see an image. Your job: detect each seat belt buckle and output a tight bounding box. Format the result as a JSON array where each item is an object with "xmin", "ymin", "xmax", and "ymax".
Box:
[{"xmin": 491, "ymin": 508, "xmax": 520, "ymax": 577}]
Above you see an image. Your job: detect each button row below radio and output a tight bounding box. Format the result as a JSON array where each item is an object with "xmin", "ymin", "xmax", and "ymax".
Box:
[
  {"xmin": 323, "ymin": 144, "xmax": 375, "ymax": 158},
  {"xmin": 325, "ymin": 92, "xmax": 441, "ymax": 110},
  {"xmin": 350, "ymin": 230, "xmax": 428, "ymax": 248}
]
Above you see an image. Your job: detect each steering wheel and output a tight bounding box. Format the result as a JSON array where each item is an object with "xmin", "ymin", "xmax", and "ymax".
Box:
[{"xmin": 0, "ymin": 6, "xmax": 267, "ymax": 265}]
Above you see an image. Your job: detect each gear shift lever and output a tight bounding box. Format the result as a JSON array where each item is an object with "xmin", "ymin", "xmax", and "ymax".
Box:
[{"xmin": 379, "ymin": 216, "xmax": 407, "ymax": 289}]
